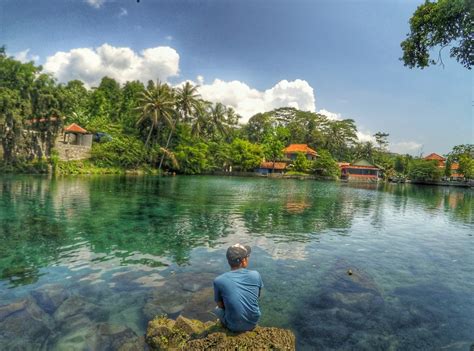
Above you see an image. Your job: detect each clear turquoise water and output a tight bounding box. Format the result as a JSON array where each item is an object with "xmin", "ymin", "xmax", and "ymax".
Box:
[{"xmin": 0, "ymin": 175, "xmax": 472, "ymax": 350}]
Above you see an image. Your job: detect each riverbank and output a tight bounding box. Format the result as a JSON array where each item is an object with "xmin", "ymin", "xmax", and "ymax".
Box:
[{"xmin": 1, "ymin": 160, "xmax": 472, "ymax": 188}]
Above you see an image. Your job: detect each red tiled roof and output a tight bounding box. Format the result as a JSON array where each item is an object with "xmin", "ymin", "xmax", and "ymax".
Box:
[
  {"xmin": 337, "ymin": 162, "xmax": 351, "ymax": 167},
  {"xmin": 450, "ymin": 163, "xmax": 460, "ymax": 170},
  {"xmin": 424, "ymin": 153, "xmax": 445, "ymax": 161},
  {"xmin": 341, "ymin": 165, "xmax": 380, "ymax": 170},
  {"xmin": 259, "ymin": 162, "xmax": 287, "ymax": 170},
  {"xmin": 65, "ymin": 123, "xmax": 87, "ymax": 134},
  {"xmin": 283, "ymin": 144, "xmax": 317, "ymax": 156}
]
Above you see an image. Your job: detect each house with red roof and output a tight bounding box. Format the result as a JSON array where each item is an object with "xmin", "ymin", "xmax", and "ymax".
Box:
[
  {"xmin": 424, "ymin": 153, "xmax": 463, "ymax": 180},
  {"xmin": 424, "ymin": 153, "xmax": 446, "ymax": 167},
  {"xmin": 283, "ymin": 144, "xmax": 318, "ymax": 161},
  {"xmin": 339, "ymin": 159, "xmax": 381, "ymax": 182}
]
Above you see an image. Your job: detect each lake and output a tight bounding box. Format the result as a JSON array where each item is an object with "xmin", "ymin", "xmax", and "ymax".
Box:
[{"xmin": 0, "ymin": 175, "xmax": 472, "ymax": 350}]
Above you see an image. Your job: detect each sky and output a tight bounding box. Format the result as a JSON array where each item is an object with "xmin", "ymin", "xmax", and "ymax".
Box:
[{"xmin": 1, "ymin": 0, "xmax": 472, "ymax": 155}]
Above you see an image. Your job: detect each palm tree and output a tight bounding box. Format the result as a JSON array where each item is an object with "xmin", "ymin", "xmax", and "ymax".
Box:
[
  {"xmin": 176, "ymin": 82, "xmax": 201, "ymax": 122},
  {"xmin": 191, "ymin": 100, "xmax": 211, "ymax": 138},
  {"xmin": 209, "ymin": 102, "xmax": 228, "ymax": 139},
  {"xmin": 136, "ymin": 80, "xmax": 175, "ymax": 148},
  {"xmin": 225, "ymin": 106, "xmax": 240, "ymax": 126}
]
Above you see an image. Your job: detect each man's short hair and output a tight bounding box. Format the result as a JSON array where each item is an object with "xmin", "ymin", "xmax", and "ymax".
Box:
[{"xmin": 226, "ymin": 244, "xmax": 251, "ymax": 267}]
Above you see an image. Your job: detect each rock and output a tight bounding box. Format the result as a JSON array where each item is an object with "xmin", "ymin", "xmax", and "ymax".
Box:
[
  {"xmin": 47, "ymin": 322, "xmax": 141, "ymax": 350},
  {"xmin": 181, "ymin": 287, "xmax": 216, "ymax": 322},
  {"xmin": 291, "ymin": 259, "xmax": 387, "ymax": 349},
  {"xmin": 146, "ymin": 315, "xmax": 296, "ymax": 350},
  {"xmin": 0, "ymin": 297, "xmax": 53, "ymax": 350},
  {"xmin": 53, "ymin": 295, "xmax": 104, "ymax": 321},
  {"xmin": 30, "ymin": 283, "xmax": 70, "ymax": 314},
  {"xmin": 143, "ymin": 272, "xmax": 216, "ymax": 321}
]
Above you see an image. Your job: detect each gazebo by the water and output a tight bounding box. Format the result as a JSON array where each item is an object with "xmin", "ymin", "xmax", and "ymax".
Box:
[{"xmin": 63, "ymin": 123, "xmax": 93, "ymax": 148}]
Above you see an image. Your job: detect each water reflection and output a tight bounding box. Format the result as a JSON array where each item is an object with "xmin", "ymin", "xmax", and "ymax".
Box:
[
  {"xmin": 0, "ymin": 175, "xmax": 473, "ymax": 350},
  {"xmin": 0, "ymin": 176, "xmax": 472, "ymax": 289}
]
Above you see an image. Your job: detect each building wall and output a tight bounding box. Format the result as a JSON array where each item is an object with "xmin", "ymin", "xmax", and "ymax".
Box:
[{"xmin": 55, "ymin": 142, "xmax": 91, "ymax": 161}]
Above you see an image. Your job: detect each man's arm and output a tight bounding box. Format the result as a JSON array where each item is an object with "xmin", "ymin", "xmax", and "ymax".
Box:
[{"xmin": 214, "ymin": 280, "xmax": 225, "ymax": 309}]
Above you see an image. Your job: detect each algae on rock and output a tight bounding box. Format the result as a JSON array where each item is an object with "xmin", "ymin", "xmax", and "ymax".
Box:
[{"xmin": 146, "ymin": 315, "xmax": 295, "ymax": 350}]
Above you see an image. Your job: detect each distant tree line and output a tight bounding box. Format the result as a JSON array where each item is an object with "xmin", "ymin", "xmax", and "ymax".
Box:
[{"xmin": 0, "ymin": 48, "xmax": 472, "ymax": 180}]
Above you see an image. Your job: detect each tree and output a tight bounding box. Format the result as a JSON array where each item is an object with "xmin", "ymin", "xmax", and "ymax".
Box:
[
  {"xmin": 323, "ymin": 119, "xmax": 357, "ymax": 161},
  {"xmin": 176, "ymin": 82, "xmax": 201, "ymax": 123},
  {"xmin": 374, "ymin": 132, "xmax": 389, "ymax": 151},
  {"xmin": 229, "ymin": 139, "xmax": 263, "ymax": 171},
  {"xmin": 458, "ymin": 154, "xmax": 474, "ymax": 179},
  {"xmin": 136, "ymin": 80, "xmax": 176, "ymax": 148},
  {"xmin": 353, "ymin": 141, "xmax": 376, "ymax": 164},
  {"xmin": 401, "ymin": 0, "xmax": 473, "ymax": 69},
  {"xmin": 444, "ymin": 157, "xmax": 452, "ymax": 178},
  {"xmin": 312, "ymin": 149, "xmax": 340, "ymax": 179},
  {"xmin": 394, "ymin": 155, "xmax": 405, "ymax": 174},
  {"xmin": 208, "ymin": 103, "xmax": 228, "ymax": 139},
  {"xmin": 262, "ymin": 127, "xmax": 287, "ymax": 169},
  {"xmin": 408, "ymin": 159, "xmax": 442, "ymax": 181},
  {"xmin": 293, "ymin": 152, "xmax": 311, "ymax": 173}
]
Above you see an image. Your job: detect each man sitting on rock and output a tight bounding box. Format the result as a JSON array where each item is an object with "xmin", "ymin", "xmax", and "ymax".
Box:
[{"xmin": 213, "ymin": 244, "xmax": 264, "ymax": 332}]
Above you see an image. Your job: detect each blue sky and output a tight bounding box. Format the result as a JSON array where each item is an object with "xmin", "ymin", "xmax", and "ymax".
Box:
[{"xmin": 2, "ymin": 0, "xmax": 472, "ymax": 154}]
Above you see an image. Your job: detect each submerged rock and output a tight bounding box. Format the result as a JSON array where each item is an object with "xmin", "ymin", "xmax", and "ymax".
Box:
[
  {"xmin": 143, "ymin": 272, "xmax": 216, "ymax": 321},
  {"xmin": 146, "ymin": 315, "xmax": 295, "ymax": 350},
  {"xmin": 31, "ymin": 283, "xmax": 70, "ymax": 314},
  {"xmin": 0, "ymin": 297, "xmax": 54, "ymax": 350},
  {"xmin": 292, "ymin": 259, "xmax": 392, "ymax": 350}
]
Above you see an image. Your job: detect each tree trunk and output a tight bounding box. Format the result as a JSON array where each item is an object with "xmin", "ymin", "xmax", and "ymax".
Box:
[{"xmin": 158, "ymin": 127, "xmax": 173, "ymax": 171}]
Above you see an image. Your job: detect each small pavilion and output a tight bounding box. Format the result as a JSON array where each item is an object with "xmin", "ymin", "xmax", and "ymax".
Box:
[{"xmin": 63, "ymin": 123, "xmax": 93, "ymax": 147}]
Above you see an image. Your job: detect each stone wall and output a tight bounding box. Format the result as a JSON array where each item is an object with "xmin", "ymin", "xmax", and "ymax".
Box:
[{"xmin": 55, "ymin": 142, "xmax": 91, "ymax": 161}]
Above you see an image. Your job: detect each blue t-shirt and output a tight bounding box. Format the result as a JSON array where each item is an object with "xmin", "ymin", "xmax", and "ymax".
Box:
[{"xmin": 213, "ymin": 269, "xmax": 263, "ymax": 332}]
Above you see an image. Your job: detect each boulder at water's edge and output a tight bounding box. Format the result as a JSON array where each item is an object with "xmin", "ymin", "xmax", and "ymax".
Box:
[{"xmin": 146, "ymin": 315, "xmax": 296, "ymax": 350}]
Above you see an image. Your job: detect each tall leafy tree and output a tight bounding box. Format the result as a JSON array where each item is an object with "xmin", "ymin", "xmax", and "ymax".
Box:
[
  {"xmin": 176, "ymin": 82, "xmax": 201, "ymax": 122},
  {"xmin": 401, "ymin": 0, "xmax": 473, "ymax": 69},
  {"xmin": 136, "ymin": 80, "xmax": 176, "ymax": 149},
  {"xmin": 323, "ymin": 119, "xmax": 357, "ymax": 161}
]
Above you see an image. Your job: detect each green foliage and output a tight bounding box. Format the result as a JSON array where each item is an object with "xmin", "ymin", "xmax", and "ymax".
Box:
[
  {"xmin": 444, "ymin": 157, "xmax": 452, "ymax": 177},
  {"xmin": 55, "ymin": 160, "xmax": 123, "ymax": 175},
  {"xmin": 174, "ymin": 143, "xmax": 209, "ymax": 174},
  {"xmin": 229, "ymin": 139, "xmax": 263, "ymax": 171},
  {"xmin": 262, "ymin": 127, "xmax": 287, "ymax": 163},
  {"xmin": 408, "ymin": 159, "xmax": 443, "ymax": 181},
  {"xmin": 458, "ymin": 154, "xmax": 474, "ymax": 179},
  {"xmin": 293, "ymin": 152, "xmax": 311, "ymax": 173},
  {"xmin": 312, "ymin": 149, "xmax": 340, "ymax": 179},
  {"xmin": 91, "ymin": 136, "xmax": 148, "ymax": 168},
  {"xmin": 394, "ymin": 155, "xmax": 405, "ymax": 174},
  {"xmin": 401, "ymin": 0, "xmax": 473, "ymax": 69}
]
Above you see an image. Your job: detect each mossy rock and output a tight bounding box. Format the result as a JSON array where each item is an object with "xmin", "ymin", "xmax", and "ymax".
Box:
[{"xmin": 146, "ymin": 315, "xmax": 295, "ymax": 350}]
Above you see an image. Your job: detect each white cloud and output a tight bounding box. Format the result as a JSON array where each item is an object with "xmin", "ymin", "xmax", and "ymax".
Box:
[
  {"xmin": 118, "ymin": 7, "xmax": 128, "ymax": 18},
  {"xmin": 317, "ymin": 109, "xmax": 341, "ymax": 120},
  {"xmin": 196, "ymin": 78, "xmax": 316, "ymax": 122},
  {"xmin": 13, "ymin": 49, "xmax": 39, "ymax": 63},
  {"xmin": 165, "ymin": 35, "xmax": 173, "ymax": 41},
  {"xmin": 44, "ymin": 44, "xmax": 180, "ymax": 87},
  {"xmin": 356, "ymin": 130, "xmax": 376, "ymax": 143},
  {"xmin": 390, "ymin": 141, "xmax": 422, "ymax": 155},
  {"xmin": 86, "ymin": 0, "xmax": 106, "ymax": 8},
  {"xmin": 196, "ymin": 75, "xmax": 204, "ymax": 85}
]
